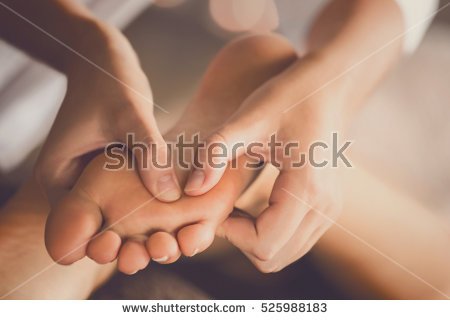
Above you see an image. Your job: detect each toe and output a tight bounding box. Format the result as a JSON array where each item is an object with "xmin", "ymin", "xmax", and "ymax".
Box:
[
  {"xmin": 45, "ymin": 193, "xmax": 102, "ymax": 265},
  {"xmin": 86, "ymin": 230, "xmax": 121, "ymax": 264},
  {"xmin": 177, "ymin": 223, "xmax": 215, "ymax": 257},
  {"xmin": 117, "ymin": 240, "xmax": 150, "ymax": 275},
  {"xmin": 146, "ymin": 232, "xmax": 181, "ymax": 264}
]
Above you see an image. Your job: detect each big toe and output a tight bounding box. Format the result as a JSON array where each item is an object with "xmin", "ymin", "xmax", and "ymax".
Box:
[{"xmin": 45, "ymin": 193, "xmax": 102, "ymax": 265}]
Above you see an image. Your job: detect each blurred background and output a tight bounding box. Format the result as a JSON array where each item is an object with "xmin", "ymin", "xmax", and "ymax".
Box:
[{"xmin": 1, "ymin": 0, "xmax": 449, "ymax": 299}]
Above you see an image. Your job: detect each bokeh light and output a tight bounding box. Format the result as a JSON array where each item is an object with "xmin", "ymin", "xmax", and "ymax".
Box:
[{"xmin": 209, "ymin": 0, "xmax": 279, "ymax": 33}]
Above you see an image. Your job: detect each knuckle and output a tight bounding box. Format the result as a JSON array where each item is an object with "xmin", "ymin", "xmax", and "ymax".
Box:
[
  {"xmin": 273, "ymin": 265, "xmax": 287, "ymax": 273},
  {"xmin": 295, "ymin": 249, "xmax": 309, "ymax": 262},
  {"xmin": 303, "ymin": 243, "xmax": 315, "ymax": 256},
  {"xmin": 254, "ymin": 261, "xmax": 278, "ymax": 274},
  {"xmin": 253, "ymin": 242, "xmax": 278, "ymax": 262}
]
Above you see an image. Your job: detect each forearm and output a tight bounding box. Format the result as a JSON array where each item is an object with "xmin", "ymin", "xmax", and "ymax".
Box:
[
  {"xmin": 0, "ymin": 0, "xmax": 128, "ymax": 73},
  {"xmin": 262, "ymin": 0, "xmax": 403, "ymax": 121},
  {"xmin": 307, "ymin": 0, "xmax": 404, "ymax": 113}
]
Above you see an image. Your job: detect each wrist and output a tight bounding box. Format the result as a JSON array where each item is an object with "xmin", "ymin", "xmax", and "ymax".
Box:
[
  {"xmin": 277, "ymin": 52, "xmax": 354, "ymax": 123},
  {"xmin": 304, "ymin": 49, "xmax": 362, "ymax": 113}
]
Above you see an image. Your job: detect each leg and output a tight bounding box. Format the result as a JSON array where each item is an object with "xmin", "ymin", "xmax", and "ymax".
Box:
[
  {"xmin": 316, "ymin": 164, "xmax": 450, "ymax": 299},
  {"xmin": 0, "ymin": 181, "xmax": 114, "ymax": 299}
]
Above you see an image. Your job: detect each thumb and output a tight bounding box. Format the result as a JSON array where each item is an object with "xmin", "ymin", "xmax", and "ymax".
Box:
[
  {"xmin": 184, "ymin": 110, "xmax": 269, "ymax": 196},
  {"xmin": 35, "ymin": 134, "xmax": 106, "ymax": 206},
  {"xmin": 127, "ymin": 123, "xmax": 181, "ymax": 202},
  {"xmin": 217, "ymin": 168, "xmax": 310, "ymax": 261}
]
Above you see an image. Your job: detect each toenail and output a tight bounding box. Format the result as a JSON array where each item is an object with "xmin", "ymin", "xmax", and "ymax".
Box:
[
  {"xmin": 184, "ymin": 170, "xmax": 205, "ymax": 192},
  {"xmin": 152, "ymin": 256, "xmax": 169, "ymax": 263},
  {"xmin": 157, "ymin": 175, "xmax": 180, "ymax": 201},
  {"xmin": 189, "ymin": 248, "xmax": 199, "ymax": 257}
]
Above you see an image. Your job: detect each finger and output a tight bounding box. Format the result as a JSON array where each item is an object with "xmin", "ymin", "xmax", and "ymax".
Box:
[
  {"xmin": 183, "ymin": 133, "xmax": 230, "ymax": 196},
  {"xmin": 285, "ymin": 221, "xmax": 332, "ymax": 269},
  {"xmin": 231, "ymin": 210, "xmax": 322, "ymax": 273},
  {"xmin": 184, "ymin": 104, "xmax": 273, "ymax": 196},
  {"xmin": 126, "ymin": 122, "xmax": 181, "ymax": 202},
  {"xmin": 219, "ymin": 169, "xmax": 310, "ymax": 261},
  {"xmin": 272, "ymin": 211, "xmax": 325, "ymax": 272},
  {"xmin": 286, "ymin": 202, "xmax": 339, "ymax": 266},
  {"xmin": 267, "ymin": 204, "xmax": 336, "ymax": 272},
  {"xmin": 35, "ymin": 126, "xmax": 107, "ymax": 205}
]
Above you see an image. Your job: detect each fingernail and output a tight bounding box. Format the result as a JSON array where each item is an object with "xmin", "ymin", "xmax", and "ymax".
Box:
[
  {"xmin": 184, "ymin": 170, "xmax": 205, "ymax": 192},
  {"xmin": 152, "ymin": 256, "xmax": 169, "ymax": 263},
  {"xmin": 157, "ymin": 175, "xmax": 180, "ymax": 202},
  {"xmin": 189, "ymin": 248, "xmax": 199, "ymax": 257}
]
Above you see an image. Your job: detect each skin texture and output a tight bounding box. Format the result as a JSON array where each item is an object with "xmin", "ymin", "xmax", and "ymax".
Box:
[
  {"xmin": 44, "ymin": 34, "xmax": 297, "ymax": 274},
  {"xmin": 2, "ymin": 0, "xmax": 448, "ymax": 302},
  {"xmin": 0, "ymin": 34, "xmax": 449, "ymax": 300},
  {"xmin": 45, "ymin": 151, "xmax": 253, "ymax": 274},
  {"xmin": 1, "ymin": 0, "xmax": 405, "ymax": 272}
]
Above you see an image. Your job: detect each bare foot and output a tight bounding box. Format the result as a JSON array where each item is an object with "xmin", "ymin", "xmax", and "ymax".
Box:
[{"xmin": 44, "ymin": 146, "xmax": 255, "ymax": 274}]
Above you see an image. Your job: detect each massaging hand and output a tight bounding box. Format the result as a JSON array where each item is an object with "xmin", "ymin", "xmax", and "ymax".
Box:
[
  {"xmin": 35, "ymin": 30, "xmax": 180, "ymax": 204},
  {"xmin": 186, "ymin": 55, "xmax": 347, "ymax": 272}
]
